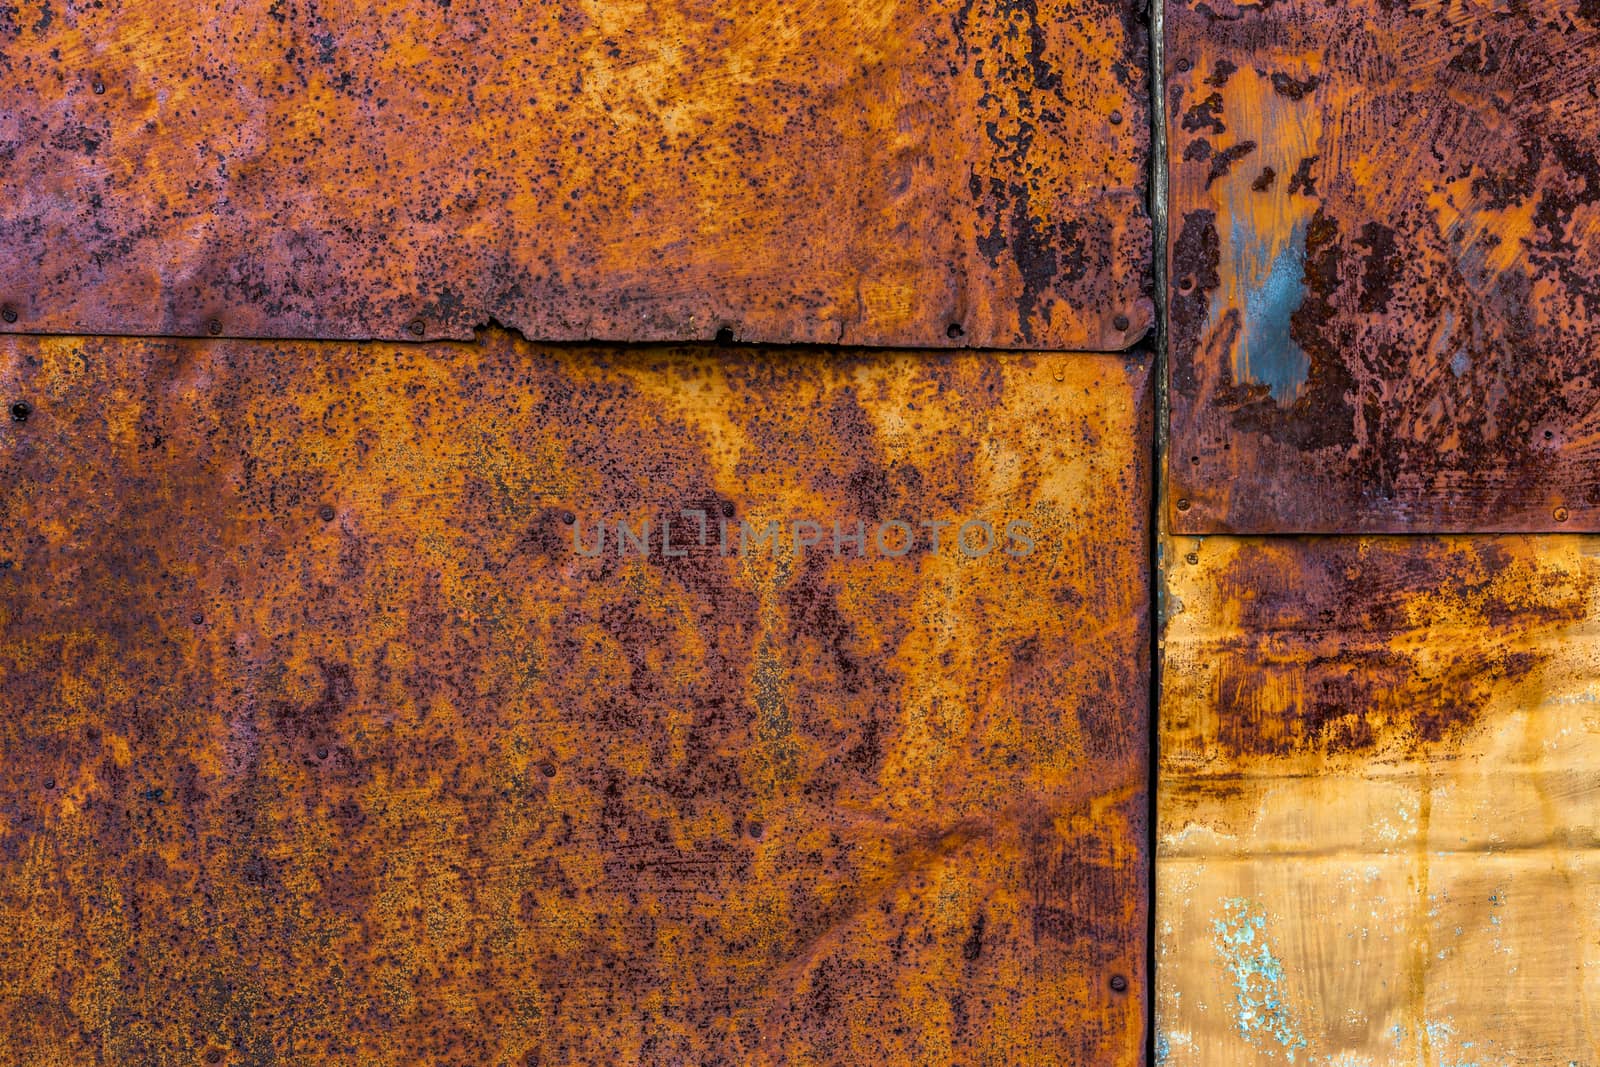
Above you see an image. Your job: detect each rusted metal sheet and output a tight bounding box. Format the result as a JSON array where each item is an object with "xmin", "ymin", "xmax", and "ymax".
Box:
[
  {"xmin": 0, "ymin": 0, "xmax": 1152, "ymax": 351},
  {"xmin": 1166, "ymin": 1, "xmax": 1600, "ymax": 533},
  {"xmin": 0, "ymin": 333, "xmax": 1150, "ymax": 1064},
  {"xmin": 1158, "ymin": 534, "xmax": 1600, "ymax": 1064}
]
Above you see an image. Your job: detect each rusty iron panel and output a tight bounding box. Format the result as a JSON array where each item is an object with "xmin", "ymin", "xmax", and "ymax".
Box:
[
  {"xmin": 0, "ymin": 1, "xmax": 1152, "ymax": 351},
  {"xmin": 0, "ymin": 334, "xmax": 1150, "ymax": 1064},
  {"xmin": 1158, "ymin": 534, "xmax": 1600, "ymax": 1064},
  {"xmin": 1166, "ymin": 1, "xmax": 1600, "ymax": 533}
]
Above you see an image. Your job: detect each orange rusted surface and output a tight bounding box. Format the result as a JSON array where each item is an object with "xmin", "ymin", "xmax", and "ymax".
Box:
[
  {"xmin": 1159, "ymin": 534, "xmax": 1600, "ymax": 1064},
  {"xmin": 1166, "ymin": 1, "xmax": 1600, "ymax": 533},
  {"xmin": 0, "ymin": 333, "xmax": 1150, "ymax": 1064},
  {"xmin": 0, "ymin": 0, "xmax": 1151, "ymax": 350}
]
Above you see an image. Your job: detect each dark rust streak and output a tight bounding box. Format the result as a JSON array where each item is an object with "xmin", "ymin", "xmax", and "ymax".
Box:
[{"xmin": 1164, "ymin": 538, "xmax": 1597, "ymax": 770}]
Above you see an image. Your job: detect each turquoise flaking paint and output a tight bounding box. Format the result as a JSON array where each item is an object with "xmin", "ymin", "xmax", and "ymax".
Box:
[
  {"xmin": 1222, "ymin": 216, "xmax": 1311, "ymax": 403},
  {"xmin": 1212, "ymin": 897, "xmax": 1309, "ymax": 1060}
]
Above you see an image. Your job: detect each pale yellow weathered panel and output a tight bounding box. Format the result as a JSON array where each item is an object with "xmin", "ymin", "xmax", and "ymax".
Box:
[{"xmin": 1159, "ymin": 536, "xmax": 1600, "ymax": 1065}]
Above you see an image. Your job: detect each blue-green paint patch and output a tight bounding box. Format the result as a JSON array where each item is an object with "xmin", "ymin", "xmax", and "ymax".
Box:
[
  {"xmin": 1212, "ymin": 897, "xmax": 1308, "ymax": 1060},
  {"xmin": 1222, "ymin": 217, "xmax": 1311, "ymax": 402}
]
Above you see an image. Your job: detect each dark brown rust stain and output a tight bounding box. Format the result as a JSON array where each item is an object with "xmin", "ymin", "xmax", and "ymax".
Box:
[
  {"xmin": 1163, "ymin": 537, "xmax": 1600, "ymax": 773},
  {"xmin": 0, "ymin": 0, "xmax": 1151, "ymax": 350},
  {"xmin": 0, "ymin": 333, "xmax": 1150, "ymax": 1064},
  {"xmin": 1167, "ymin": 0, "xmax": 1600, "ymax": 532}
]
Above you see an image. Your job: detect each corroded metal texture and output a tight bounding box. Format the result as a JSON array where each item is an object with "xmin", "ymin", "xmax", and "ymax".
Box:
[
  {"xmin": 0, "ymin": 334, "xmax": 1150, "ymax": 1064},
  {"xmin": 1166, "ymin": 0, "xmax": 1600, "ymax": 533},
  {"xmin": 0, "ymin": 0, "xmax": 1152, "ymax": 351},
  {"xmin": 1159, "ymin": 534, "xmax": 1600, "ymax": 1064}
]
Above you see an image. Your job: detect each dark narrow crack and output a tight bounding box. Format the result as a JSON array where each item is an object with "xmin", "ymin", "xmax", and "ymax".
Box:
[{"xmin": 1145, "ymin": 0, "xmax": 1169, "ymax": 1061}]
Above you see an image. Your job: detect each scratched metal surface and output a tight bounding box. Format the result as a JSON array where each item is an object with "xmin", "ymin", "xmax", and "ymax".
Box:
[
  {"xmin": 1166, "ymin": 0, "xmax": 1600, "ymax": 533},
  {"xmin": 1158, "ymin": 534, "xmax": 1600, "ymax": 1064},
  {"xmin": 0, "ymin": 0, "xmax": 1151, "ymax": 351},
  {"xmin": 0, "ymin": 334, "xmax": 1150, "ymax": 1065}
]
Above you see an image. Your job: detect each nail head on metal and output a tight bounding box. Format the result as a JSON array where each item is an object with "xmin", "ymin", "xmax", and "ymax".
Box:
[
  {"xmin": 1109, "ymin": 974, "xmax": 1128, "ymax": 993},
  {"xmin": 1177, "ymin": 498, "xmax": 1192, "ymax": 512},
  {"xmin": 1554, "ymin": 506, "xmax": 1570, "ymax": 523},
  {"xmin": 408, "ymin": 318, "xmax": 426, "ymax": 337},
  {"xmin": 207, "ymin": 319, "xmax": 222, "ymax": 336},
  {"xmin": 10, "ymin": 401, "xmax": 30, "ymax": 423},
  {"xmin": 1, "ymin": 307, "xmax": 17, "ymax": 324},
  {"xmin": 1113, "ymin": 314, "xmax": 1130, "ymax": 332},
  {"xmin": 318, "ymin": 504, "xmax": 336, "ymax": 522}
]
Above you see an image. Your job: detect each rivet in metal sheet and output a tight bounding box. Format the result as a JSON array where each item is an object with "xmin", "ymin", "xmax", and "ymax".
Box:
[
  {"xmin": 1185, "ymin": 552, "xmax": 1199, "ymax": 565},
  {"xmin": 1109, "ymin": 110, "xmax": 1124, "ymax": 125},
  {"xmin": 44, "ymin": 777, "xmax": 56, "ymax": 790},
  {"xmin": 316, "ymin": 747, "xmax": 329, "ymax": 760},
  {"xmin": 207, "ymin": 318, "xmax": 222, "ymax": 336},
  {"xmin": 1113, "ymin": 314, "xmax": 1130, "ymax": 332},
  {"xmin": 1176, "ymin": 58, "xmax": 1192, "ymax": 72},
  {"xmin": 1554, "ymin": 505, "xmax": 1570, "ymax": 523},
  {"xmin": 92, "ymin": 77, "xmax": 105, "ymax": 95},
  {"xmin": 1, "ymin": 306, "xmax": 16, "ymax": 324},
  {"xmin": 747, "ymin": 819, "xmax": 764, "ymax": 839},
  {"xmin": 721, "ymin": 501, "xmax": 735, "ymax": 518},
  {"xmin": 318, "ymin": 504, "xmax": 336, "ymax": 522},
  {"xmin": 561, "ymin": 509, "xmax": 575, "ymax": 525},
  {"xmin": 1189, "ymin": 455, "xmax": 1200, "ymax": 465},
  {"xmin": 946, "ymin": 322, "xmax": 964, "ymax": 340},
  {"xmin": 1109, "ymin": 974, "xmax": 1128, "ymax": 993},
  {"xmin": 1176, "ymin": 498, "xmax": 1191, "ymax": 512},
  {"xmin": 538, "ymin": 760, "xmax": 557, "ymax": 778},
  {"xmin": 191, "ymin": 612, "xmax": 204, "ymax": 625},
  {"xmin": 10, "ymin": 401, "xmax": 30, "ymax": 423},
  {"xmin": 408, "ymin": 318, "xmax": 426, "ymax": 337}
]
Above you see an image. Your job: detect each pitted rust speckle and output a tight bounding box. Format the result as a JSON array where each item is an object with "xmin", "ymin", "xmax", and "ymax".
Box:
[
  {"xmin": 0, "ymin": 0, "xmax": 1151, "ymax": 350},
  {"xmin": 1166, "ymin": 0, "xmax": 1600, "ymax": 532},
  {"xmin": 0, "ymin": 333, "xmax": 1150, "ymax": 1064}
]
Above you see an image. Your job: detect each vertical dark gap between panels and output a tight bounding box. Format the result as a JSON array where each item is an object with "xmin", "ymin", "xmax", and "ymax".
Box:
[{"xmin": 1145, "ymin": 0, "xmax": 1169, "ymax": 1061}]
